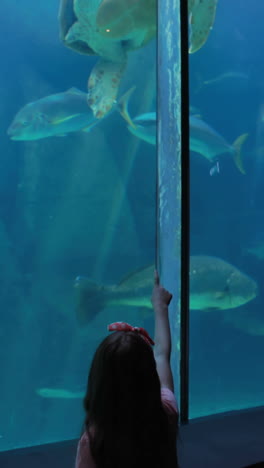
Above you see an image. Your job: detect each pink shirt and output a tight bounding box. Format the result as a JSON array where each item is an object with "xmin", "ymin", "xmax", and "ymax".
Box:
[{"xmin": 75, "ymin": 388, "xmax": 178, "ymax": 468}]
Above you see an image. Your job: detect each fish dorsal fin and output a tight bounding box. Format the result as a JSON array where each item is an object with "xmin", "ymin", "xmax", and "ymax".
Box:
[
  {"xmin": 66, "ymin": 87, "xmax": 84, "ymax": 95},
  {"xmin": 117, "ymin": 264, "xmax": 154, "ymax": 288}
]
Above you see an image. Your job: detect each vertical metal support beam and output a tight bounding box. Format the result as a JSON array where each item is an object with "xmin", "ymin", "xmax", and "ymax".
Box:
[
  {"xmin": 179, "ymin": 0, "xmax": 190, "ymax": 424},
  {"xmin": 157, "ymin": 0, "xmax": 190, "ymax": 422}
]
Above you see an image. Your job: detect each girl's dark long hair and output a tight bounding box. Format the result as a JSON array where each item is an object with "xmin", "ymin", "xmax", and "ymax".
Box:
[{"xmin": 83, "ymin": 330, "xmax": 179, "ymax": 468}]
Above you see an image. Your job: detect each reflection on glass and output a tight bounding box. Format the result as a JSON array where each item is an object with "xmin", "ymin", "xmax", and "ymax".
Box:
[
  {"xmin": 189, "ymin": 0, "xmax": 264, "ymax": 417},
  {"xmin": 1, "ymin": 0, "xmax": 156, "ymax": 451}
]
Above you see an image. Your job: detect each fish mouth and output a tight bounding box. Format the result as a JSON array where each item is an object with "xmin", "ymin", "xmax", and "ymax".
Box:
[
  {"xmin": 9, "ymin": 135, "xmax": 25, "ymax": 141},
  {"xmin": 7, "ymin": 127, "xmax": 20, "ymax": 140},
  {"xmin": 7, "ymin": 129, "xmax": 36, "ymax": 141},
  {"xmin": 247, "ymin": 282, "xmax": 258, "ymax": 302},
  {"xmin": 8, "ymin": 135, "xmax": 20, "ymax": 140}
]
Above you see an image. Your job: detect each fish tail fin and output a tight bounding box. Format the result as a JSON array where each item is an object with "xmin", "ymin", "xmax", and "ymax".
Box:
[
  {"xmin": 117, "ymin": 86, "xmax": 137, "ymax": 128},
  {"xmin": 74, "ymin": 277, "xmax": 107, "ymax": 326},
  {"xmin": 232, "ymin": 133, "xmax": 248, "ymax": 174}
]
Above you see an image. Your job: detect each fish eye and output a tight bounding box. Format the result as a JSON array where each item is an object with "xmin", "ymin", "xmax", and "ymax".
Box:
[{"xmin": 22, "ymin": 121, "xmax": 29, "ymax": 127}]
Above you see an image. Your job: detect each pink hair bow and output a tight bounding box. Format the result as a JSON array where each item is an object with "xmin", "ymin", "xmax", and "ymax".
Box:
[{"xmin": 108, "ymin": 321, "xmax": 155, "ymax": 346}]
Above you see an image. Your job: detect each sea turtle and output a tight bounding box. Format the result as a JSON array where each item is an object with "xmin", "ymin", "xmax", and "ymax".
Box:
[
  {"xmin": 59, "ymin": 0, "xmax": 217, "ymax": 118},
  {"xmin": 59, "ymin": 0, "xmax": 156, "ymax": 118}
]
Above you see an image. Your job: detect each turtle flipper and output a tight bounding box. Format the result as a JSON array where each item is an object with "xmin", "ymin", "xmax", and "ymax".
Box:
[
  {"xmin": 58, "ymin": 0, "xmax": 96, "ymax": 55},
  {"xmin": 87, "ymin": 59, "xmax": 126, "ymax": 118},
  {"xmin": 58, "ymin": 0, "xmax": 77, "ymax": 41},
  {"xmin": 188, "ymin": 0, "xmax": 218, "ymax": 54}
]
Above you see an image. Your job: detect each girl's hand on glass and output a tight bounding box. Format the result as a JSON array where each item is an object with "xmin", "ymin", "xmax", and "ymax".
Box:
[{"xmin": 151, "ymin": 270, "xmax": 172, "ymax": 309}]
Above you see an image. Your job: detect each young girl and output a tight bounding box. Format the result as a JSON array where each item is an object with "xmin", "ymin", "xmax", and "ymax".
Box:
[{"xmin": 75, "ymin": 270, "xmax": 179, "ymax": 468}]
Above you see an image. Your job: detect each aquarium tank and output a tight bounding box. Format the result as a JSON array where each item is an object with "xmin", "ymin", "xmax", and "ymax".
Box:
[{"xmin": 0, "ymin": 0, "xmax": 263, "ymax": 454}]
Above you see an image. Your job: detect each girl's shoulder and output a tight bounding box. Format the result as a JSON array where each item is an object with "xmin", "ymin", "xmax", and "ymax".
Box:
[{"xmin": 75, "ymin": 431, "xmax": 96, "ymax": 468}]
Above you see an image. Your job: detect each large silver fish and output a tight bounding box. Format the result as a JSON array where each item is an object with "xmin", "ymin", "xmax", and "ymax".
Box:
[
  {"xmin": 7, "ymin": 87, "xmax": 109, "ymax": 141},
  {"xmin": 74, "ymin": 255, "xmax": 258, "ymax": 325},
  {"xmin": 119, "ymin": 94, "xmax": 248, "ymax": 174}
]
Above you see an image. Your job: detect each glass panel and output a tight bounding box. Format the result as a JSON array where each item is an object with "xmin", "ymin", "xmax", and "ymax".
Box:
[
  {"xmin": 1, "ymin": 0, "xmax": 156, "ymax": 450},
  {"xmin": 189, "ymin": 0, "xmax": 264, "ymax": 417},
  {"xmin": 157, "ymin": 0, "xmax": 183, "ymax": 408}
]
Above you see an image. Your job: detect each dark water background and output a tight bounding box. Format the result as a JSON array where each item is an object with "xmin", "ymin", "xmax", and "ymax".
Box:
[{"xmin": 0, "ymin": 0, "xmax": 263, "ymax": 451}]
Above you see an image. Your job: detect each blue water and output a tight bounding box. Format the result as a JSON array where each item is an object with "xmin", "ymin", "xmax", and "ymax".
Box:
[
  {"xmin": 0, "ymin": 0, "xmax": 263, "ymax": 452},
  {"xmin": 189, "ymin": 0, "xmax": 264, "ymax": 416}
]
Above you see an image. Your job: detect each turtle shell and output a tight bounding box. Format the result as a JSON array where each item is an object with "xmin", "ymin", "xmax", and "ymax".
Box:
[
  {"xmin": 59, "ymin": 0, "xmax": 156, "ymax": 58},
  {"xmin": 59, "ymin": 0, "xmax": 217, "ymax": 56},
  {"xmin": 96, "ymin": 0, "xmax": 156, "ymax": 45}
]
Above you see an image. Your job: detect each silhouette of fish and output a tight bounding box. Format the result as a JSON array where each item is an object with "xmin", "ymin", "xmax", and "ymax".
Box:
[
  {"xmin": 118, "ymin": 97, "xmax": 248, "ymax": 175},
  {"xmin": 74, "ymin": 256, "xmax": 257, "ymax": 325},
  {"xmin": 7, "ymin": 87, "xmax": 110, "ymax": 141},
  {"xmin": 36, "ymin": 388, "xmax": 84, "ymax": 399}
]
